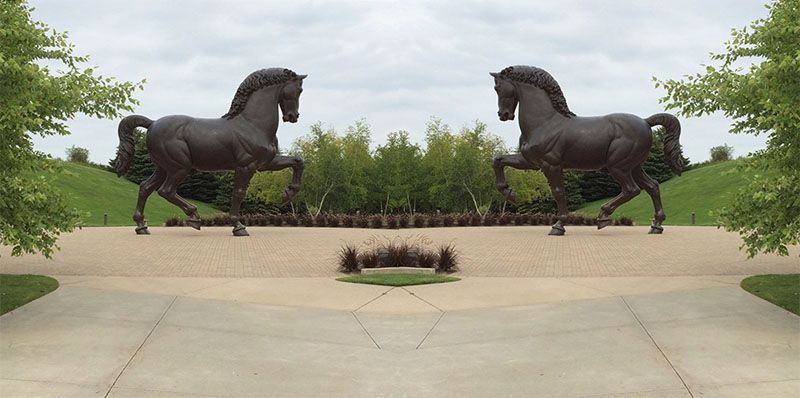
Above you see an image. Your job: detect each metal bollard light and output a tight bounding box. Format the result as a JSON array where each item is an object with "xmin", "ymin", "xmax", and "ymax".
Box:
[
  {"xmin": 104, "ymin": 213, "xmax": 108, "ymax": 226},
  {"xmin": 691, "ymin": 211, "xmax": 696, "ymax": 225}
]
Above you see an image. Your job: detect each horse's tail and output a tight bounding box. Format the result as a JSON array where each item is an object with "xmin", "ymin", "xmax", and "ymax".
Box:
[
  {"xmin": 115, "ymin": 115, "xmax": 153, "ymax": 176},
  {"xmin": 645, "ymin": 113, "xmax": 683, "ymax": 176}
]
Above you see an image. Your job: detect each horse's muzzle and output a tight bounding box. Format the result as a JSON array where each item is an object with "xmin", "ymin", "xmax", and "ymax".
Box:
[
  {"xmin": 498, "ymin": 112, "xmax": 514, "ymax": 121},
  {"xmin": 283, "ymin": 114, "xmax": 299, "ymax": 123}
]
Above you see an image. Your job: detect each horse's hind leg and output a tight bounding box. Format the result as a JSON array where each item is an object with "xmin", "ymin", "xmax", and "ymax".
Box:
[
  {"xmin": 632, "ymin": 166, "xmax": 665, "ymax": 234},
  {"xmin": 157, "ymin": 169, "xmax": 201, "ymax": 230},
  {"xmin": 597, "ymin": 168, "xmax": 641, "ymax": 229},
  {"xmin": 132, "ymin": 168, "xmax": 166, "ymax": 234}
]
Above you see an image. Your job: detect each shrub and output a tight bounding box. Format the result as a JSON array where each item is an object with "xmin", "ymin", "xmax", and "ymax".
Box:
[
  {"xmin": 417, "ymin": 250, "xmax": 437, "ymax": 268},
  {"xmin": 470, "ymin": 213, "xmax": 482, "ymax": 226},
  {"xmin": 165, "ymin": 216, "xmax": 180, "ymax": 227},
  {"xmin": 341, "ymin": 215, "xmax": 354, "ymax": 228},
  {"xmin": 619, "ymin": 216, "xmax": 633, "ymax": 226},
  {"xmin": 483, "ymin": 214, "xmax": 496, "ymax": 226},
  {"xmin": 356, "ymin": 215, "xmax": 370, "ymax": 228},
  {"xmin": 514, "ymin": 213, "xmax": 526, "ymax": 225},
  {"xmin": 385, "ymin": 215, "xmax": 398, "ymax": 229},
  {"xmin": 315, "ymin": 213, "xmax": 327, "ymax": 227},
  {"xmin": 413, "ymin": 215, "xmax": 426, "ymax": 228},
  {"xmin": 442, "ymin": 214, "xmax": 454, "ymax": 227},
  {"xmin": 327, "ymin": 214, "xmax": 340, "ymax": 227},
  {"xmin": 271, "ymin": 214, "xmax": 284, "ymax": 226},
  {"xmin": 499, "ymin": 213, "xmax": 511, "ymax": 225},
  {"xmin": 457, "ymin": 213, "xmax": 470, "ymax": 226},
  {"xmin": 427, "ymin": 214, "xmax": 440, "ymax": 228},
  {"xmin": 370, "ymin": 215, "xmax": 383, "ymax": 229},
  {"xmin": 358, "ymin": 251, "xmax": 378, "ymax": 269},
  {"xmin": 437, "ymin": 243, "xmax": 459, "ymax": 273},
  {"xmin": 298, "ymin": 214, "xmax": 312, "ymax": 227},
  {"xmin": 398, "ymin": 214, "xmax": 410, "ymax": 228},
  {"xmin": 338, "ymin": 243, "xmax": 360, "ymax": 273},
  {"xmin": 285, "ymin": 214, "xmax": 298, "ymax": 226}
]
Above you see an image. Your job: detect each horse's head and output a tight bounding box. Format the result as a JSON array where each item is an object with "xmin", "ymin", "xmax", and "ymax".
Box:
[
  {"xmin": 279, "ymin": 74, "xmax": 307, "ymax": 123},
  {"xmin": 490, "ymin": 72, "xmax": 517, "ymax": 121}
]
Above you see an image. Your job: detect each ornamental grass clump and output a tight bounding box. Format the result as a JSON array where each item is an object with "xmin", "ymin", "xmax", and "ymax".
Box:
[
  {"xmin": 413, "ymin": 215, "xmax": 426, "ymax": 228},
  {"xmin": 337, "ymin": 235, "xmax": 460, "ymax": 273},
  {"xmin": 398, "ymin": 214, "xmax": 410, "ymax": 228},
  {"xmin": 338, "ymin": 243, "xmax": 360, "ymax": 273},
  {"xmin": 437, "ymin": 243, "xmax": 459, "ymax": 273},
  {"xmin": 370, "ymin": 215, "xmax": 383, "ymax": 229}
]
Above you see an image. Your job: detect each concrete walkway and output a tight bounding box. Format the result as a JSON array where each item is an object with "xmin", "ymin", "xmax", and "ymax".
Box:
[
  {"xmin": 1, "ymin": 276, "xmax": 798, "ymax": 397},
  {"xmin": 1, "ymin": 226, "xmax": 798, "ymax": 277}
]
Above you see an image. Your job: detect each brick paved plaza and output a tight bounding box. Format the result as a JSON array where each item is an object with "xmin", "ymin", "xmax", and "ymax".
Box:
[{"xmin": 1, "ymin": 226, "xmax": 797, "ymax": 278}]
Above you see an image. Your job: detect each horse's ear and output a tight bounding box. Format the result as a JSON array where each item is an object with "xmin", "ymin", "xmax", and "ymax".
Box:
[
  {"xmin": 297, "ymin": 74, "xmax": 308, "ymax": 80},
  {"xmin": 489, "ymin": 72, "xmax": 500, "ymax": 78}
]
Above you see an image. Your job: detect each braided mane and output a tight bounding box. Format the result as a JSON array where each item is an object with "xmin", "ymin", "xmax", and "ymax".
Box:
[
  {"xmin": 499, "ymin": 65, "xmax": 575, "ymax": 118},
  {"xmin": 222, "ymin": 68, "xmax": 298, "ymax": 119}
]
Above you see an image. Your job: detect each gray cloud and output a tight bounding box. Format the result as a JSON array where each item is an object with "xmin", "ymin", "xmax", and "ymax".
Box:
[{"xmin": 31, "ymin": 0, "xmax": 769, "ymax": 163}]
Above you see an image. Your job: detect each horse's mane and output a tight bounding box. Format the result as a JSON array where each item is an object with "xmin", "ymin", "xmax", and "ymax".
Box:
[
  {"xmin": 499, "ymin": 65, "xmax": 576, "ymax": 118},
  {"xmin": 222, "ymin": 68, "xmax": 298, "ymax": 119}
]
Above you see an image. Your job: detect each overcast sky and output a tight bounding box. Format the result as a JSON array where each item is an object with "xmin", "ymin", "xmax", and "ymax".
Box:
[{"xmin": 31, "ymin": 0, "xmax": 770, "ymax": 164}]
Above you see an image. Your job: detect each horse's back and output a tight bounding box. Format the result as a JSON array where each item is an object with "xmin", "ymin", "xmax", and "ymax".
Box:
[{"xmin": 553, "ymin": 113, "xmax": 652, "ymax": 170}]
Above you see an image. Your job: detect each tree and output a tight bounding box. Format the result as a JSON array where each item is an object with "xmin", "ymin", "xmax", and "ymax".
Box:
[
  {"xmin": 1, "ymin": 1, "xmax": 142, "ymax": 257},
  {"xmin": 452, "ymin": 121, "xmax": 507, "ymax": 215},
  {"xmin": 372, "ymin": 131, "xmax": 422, "ymax": 214},
  {"xmin": 66, "ymin": 146, "xmax": 89, "ymax": 163},
  {"xmin": 655, "ymin": 0, "xmax": 799, "ymax": 256},
  {"xmin": 420, "ymin": 118, "xmax": 458, "ymax": 212},
  {"xmin": 709, "ymin": 144, "xmax": 734, "ymax": 162}
]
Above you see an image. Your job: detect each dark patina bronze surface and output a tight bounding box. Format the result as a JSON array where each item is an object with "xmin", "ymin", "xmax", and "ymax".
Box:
[
  {"xmin": 491, "ymin": 65, "xmax": 683, "ymax": 235},
  {"xmin": 115, "ymin": 68, "xmax": 307, "ymax": 236}
]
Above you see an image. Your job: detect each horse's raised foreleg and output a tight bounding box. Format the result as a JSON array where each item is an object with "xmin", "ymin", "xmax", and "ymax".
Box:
[
  {"xmin": 229, "ymin": 167, "xmax": 255, "ymax": 237},
  {"xmin": 492, "ymin": 154, "xmax": 537, "ymax": 203},
  {"xmin": 132, "ymin": 168, "xmax": 166, "ymax": 235},
  {"xmin": 596, "ymin": 168, "xmax": 641, "ymax": 230},
  {"xmin": 260, "ymin": 155, "xmax": 304, "ymax": 203},
  {"xmin": 157, "ymin": 169, "xmax": 201, "ymax": 230},
  {"xmin": 632, "ymin": 166, "xmax": 666, "ymax": 234},
  {"xmin": 542, "ymin": 164, "xmax": 569, "ymax": 236}
]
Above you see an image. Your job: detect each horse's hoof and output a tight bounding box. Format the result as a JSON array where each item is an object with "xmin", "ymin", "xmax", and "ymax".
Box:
[
  {"xmin": 186, "ymin": 219, "xmax": 202, "ymax": 231},
  {"xmin": 232, "ymin": 226, "xmax": 249, "ymax": 237},
  {"xmin": 135, "ymin": 226, "xmax": 150, "ymax": 235},
  {"xmin": 548, "ymin": 225, "xmax": 565, "ymax": 236},
  {"xmin": 597, "ymin": 218, "xmax": 612, "ymax": 230},
  {"xmin": 648, "ymin": 225, "xmax": 664, "ymax": 234}
]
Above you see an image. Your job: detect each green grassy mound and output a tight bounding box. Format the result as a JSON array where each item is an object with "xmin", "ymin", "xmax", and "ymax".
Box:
[
  {"xmin": 741, "ymin": 274, "xmax": 800, "ymax": 316},
  {"xmin": 577, "ymin": 160, "xmax": 750, "ymax": 225},
  {"xmin": 48, "ymin": 162, "xmax": 220, "ymax": 226},
  {"xmin": 0, "ymin": 274, "xmax": 59, "ymax": 315},
  {"xmin": 337, "ymin": 274, "xmax": 460, "ymax": 287}
]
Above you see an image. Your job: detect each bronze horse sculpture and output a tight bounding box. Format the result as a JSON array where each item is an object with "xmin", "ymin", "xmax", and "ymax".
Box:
[
  {"xmin": 114, "ymin": 67, "xmax": 306, "ymax": 236},
  {"xmin": 491, "ymin": 65, "xmax": 683, "ymax": 235}
]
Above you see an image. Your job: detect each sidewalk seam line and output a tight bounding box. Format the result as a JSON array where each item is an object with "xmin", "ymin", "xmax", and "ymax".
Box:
[
  {"xmin": 400, "ymin": 287, "xmax": 445, "ymax": 312},
  {"xmin": 351, "ymin": 312, "xmax": 381, "ymax": 350},
  {"xmin": 352, "ymin": 286, "xmax": 395, "ymax": 312},
  {"xmin": 620, "ymin": 296, "xmax": 695, "ymax": 398},
  {"xmin": 104, "ymin": 295, "xmax": 177, "ymax": 398},
  {"xmin": 416, "ymin": 312, "xmax": 445, "ymax": 350}
]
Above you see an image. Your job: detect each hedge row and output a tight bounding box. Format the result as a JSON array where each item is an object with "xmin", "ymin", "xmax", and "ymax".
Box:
[{"xmin": 164, "ymin": 213, "xmax": 633, "ymax": 228}]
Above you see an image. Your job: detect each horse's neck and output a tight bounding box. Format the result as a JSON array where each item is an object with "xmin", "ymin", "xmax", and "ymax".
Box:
[
  {"xmin": 517, "ymin": 84, "xmax": 563, "ymax": 140},
  {"xmin": 239, "ymin": 85, "xmax": 280, "ymax": 139}
]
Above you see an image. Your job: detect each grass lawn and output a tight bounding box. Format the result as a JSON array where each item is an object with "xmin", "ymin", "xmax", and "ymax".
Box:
[
  {"xmin": 0, "ymin": 274, "xmax": 59, "ymax": 315},
  {"xmin": 48, "ymin": 162, "xmax": 220, "ymax": 226},
  {"xmin": 577, "ymin": 160, "xmax": 751, "ymax": 225},
  {"xmin": 740, "ymin": 274, "xmax": 800, "ymax": 315},
  {"xmin": 337, "ymin": 273, "xmax": 460, "ymax": 287}
]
